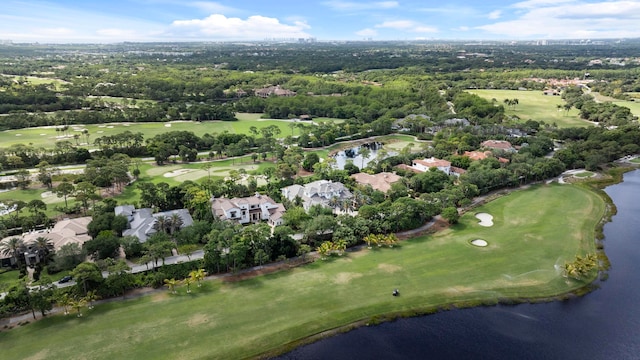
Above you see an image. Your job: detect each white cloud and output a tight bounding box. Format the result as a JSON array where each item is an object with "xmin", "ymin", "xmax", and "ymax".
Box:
[
  {"xmin": 376, "ymin": 20, "xmax": 437, "ymax": 33},
  {"xmin": 488, "ymin": 10, "xmax": 502, "ymax": 20},
  {"xmin": 479, "ymin": 1, "xmax": 640, "ymax": 38},
  {"xmin": 356, "ymin": 28, "xmax": 378, "ymax": 37},
  {"xmin": 170, "ymin": 14, "xmax": 311, "ymax": 39},
  {"xmin": 323, "ymin": 1, "xmax": 399, "ymax": 11}
]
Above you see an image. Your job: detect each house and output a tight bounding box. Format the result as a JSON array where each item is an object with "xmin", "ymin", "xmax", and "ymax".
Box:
[
  {"xmin": 115, "ymin": 205, "xmax": 194, "ymax": 243},
  {"xmin": 211, "ymin": 193, "xmax": 286, "ymax": 226},
  {"xmin": 254, "ymin": 85, "xmax": 296, "ymax": 98},
  {"xmin": 481, "ymin": 140, "xmax": 516, "ymax": 152},
  {"xmin": 0, "ymin": 216, "xmax": 92, "ymax": 267},
  {"xmin": 443, "ymin": 118, "xmax": 471, "ymax": 127},
  {"xmin": 464, "ymin": 150, "xmax": 492, "ymax": 161},
  {"xmin": 403, "ymin": 157, "xmax": 466, "ymax": 177},
  {"xmin": 281, "ymin": 180, "xmax": 353, "ymax": 212},
  {"xmin": 351, "ymin": 172, "xmax": 401, "ymax": 193},
  {"xmin": 411, "ymin": 157, "xmax": 453, "ymax": 175}
]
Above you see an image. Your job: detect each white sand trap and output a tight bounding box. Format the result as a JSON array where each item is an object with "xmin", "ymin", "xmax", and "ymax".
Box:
[
  {"xmin": 475, "ymin": 213, "xmax": 494, "ymax": 227},
  {"xmin": 15, "ymin": 134, "xmax": 21, "ymax": 136},
  {"xmin": 164, "ymin": 123, "xmax": 172, "ymax": 127},
  {"xmin": 97, "ymin": 131, "xmax": 104, "ymax": 133},
  {"xmin": 471, "ymin": 239, "xmax": 488, "ymax": 247},
  {"xmin": 107, "ymin": 126, "xmax": 114, "ymax": 128},
  {"xmin": 40, "ymin": 133, "xmax": 46, "ymax": 136},
  {"xmin": 41, "ymin": 191, "xmax": 54, "ymax": 198},
  {"xmin": 98, "ymin": 125, "xmax": 106, "ymax": 128},
  {"xmin": 164, "ymin": 169, "xmax": 193, "ymax": 177}
]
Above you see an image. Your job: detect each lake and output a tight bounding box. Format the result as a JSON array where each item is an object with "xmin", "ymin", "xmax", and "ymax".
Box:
[{"xmin": 279, "ymin": 170, "xmax": 640, "ymax": 360}]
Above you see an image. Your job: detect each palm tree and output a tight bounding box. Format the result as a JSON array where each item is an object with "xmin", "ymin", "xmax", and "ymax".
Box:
[
  {"xmin": 153, "ymin": 215, "xmax": 169, "ymax": 234},
  {"xmin": 69, "ymin": 298, "xmax": 87, "ymax": 317},
  {"xmin": 0, "ymin": 237, "xmax": 26, "ymax": 267},
  {"xmin": 190, "ymin": 268, "xmax": 206, "ymax": 287},
  {"xmin": 84, "ymin": 290, "xmax": 100, "ymax": 309},
  {"xmin": 184, "ymin": 277, "xmax": 194, "ymax": 293},
  {"xmin": 33, "ymin": 236, "xmax": 53, "ymax": 263},
  {"xmin": 359, "ymin": 147, "xmax": 371, "ymax": 169},
  {"xmin": 169, "ymin": 213, "xmax": 183, "ymax": 235},
  {"xmin": 164, "ymin": 278, "xmax": 179, "ymax": 294},
  {"xmin": 57, "ymin": 293, "xmax": 71, "ymax": 315}
]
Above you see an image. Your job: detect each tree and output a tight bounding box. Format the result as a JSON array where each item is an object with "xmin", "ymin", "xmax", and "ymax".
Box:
[
  {"xmin": 15, "ymin": 169, "xmax": 31, "ymax": 190},
  {"xmin": 359, "ymin": 147, "xmax": 371, "ymax": 169},
  {"xmin": 74, "ymin": 182, "xmax": 100, "ymax": 215},
  {"xmin": 36, "ymin": 161, "xmax": 55, "ymax": 189},
  {"xmin": 33, "ymin": 236, "xmax": 53, "ymax": 264},
  {"xmin": 84, "ymin": 290, "xmax": 100, "ymax": 309},
  {"xmin": 0, "ymin": 237, "xmax": 25, "ymax": 268},
  {"xmin": 56, "ymin": 292, "xmax": 72, "ymax": 315},
  {"xmin": 441, "ymin": 206, "xmax": 460, "ymax": 224},
  {"xmin": 69, "ymin": 297, "xmax": 87, "ymax": 317},
  {"xmin": 71, "ymin": 262, "xmax": 104, "ymax": 295},
  {"xmin": 26, "ymin": 199, "xmax": 47, "ymax": 218},
  {"xmin": 84, "ymin": 230, "xmax": 121, "ymax": 260},
  {"xmin": 164, "ymin": 278, "xmax": 179, "ymax": 294},
  {"xmin": 184, "ymin": 277, "xmax": 195, "ymax": 293},
  {"xmin": 190, "ymin": 268, "xmax": 206, "ymax": 287},
  {"xmin": 55, "ymin": 181, "xmax": 75, "ymax": 211}
]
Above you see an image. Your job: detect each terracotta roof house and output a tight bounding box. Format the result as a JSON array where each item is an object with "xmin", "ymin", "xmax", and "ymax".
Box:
[
  {"xmin": 115, "ymin": 205, "xmax": 194, "ymax": 243},
  {"xmin": 481, "ymin": 140, "xmax": 516, "ymax": 152},
  {"xmin": 464, "ymin": 151, "xmax": 492, "ymax": 161},
  {"xmin": 1, "ymin": 217, "xmax": 92, "ymax": 267},
  {"xmin": 211, "ymin": 193, "xmax": 286, "ymax": 226},
  {"xmin": 351, "ymin": 172, "xmax": 401, "ymax": 193},
  {"xmin": 281, "ymin": 180, "xmax": 353, "ymax": 212}
]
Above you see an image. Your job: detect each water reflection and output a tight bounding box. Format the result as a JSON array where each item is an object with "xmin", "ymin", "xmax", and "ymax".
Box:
[{"xmin": 331, "ymin": 142, "xmax": 395, "ymax": 170}]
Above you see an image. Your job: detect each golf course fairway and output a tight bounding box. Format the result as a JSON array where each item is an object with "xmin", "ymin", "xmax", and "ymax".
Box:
[{"xmin": 0, "ymin": 183, "xmax": 606, "ymax": 359}]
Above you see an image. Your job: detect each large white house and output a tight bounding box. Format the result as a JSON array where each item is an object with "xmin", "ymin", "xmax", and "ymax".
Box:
[
  {"xmin": 211, "ymin": 193, "xmax": 286, "ymax": 226},
  {"xmin": 281, "ymin": 180, "xmax": 352, "ymax": 212}
]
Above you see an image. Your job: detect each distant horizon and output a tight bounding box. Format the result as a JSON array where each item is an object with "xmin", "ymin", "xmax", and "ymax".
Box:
[
  {"xmin": 2, "ymin": 1, "xmax": 640, "ymax": 44},
  {"xmin": 0, "ymin": 38, "xmax": 634, "ymax": 46}
]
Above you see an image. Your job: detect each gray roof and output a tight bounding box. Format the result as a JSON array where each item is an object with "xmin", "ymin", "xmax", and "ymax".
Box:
[{"xmin": 118, "ymin": 206, "xmax": 193, "ymax": 243}]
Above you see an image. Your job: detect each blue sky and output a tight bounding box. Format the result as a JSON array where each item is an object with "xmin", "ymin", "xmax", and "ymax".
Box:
[{"xmin": 1, "ymin": 0, "xmax": 640, "ymax": 43}]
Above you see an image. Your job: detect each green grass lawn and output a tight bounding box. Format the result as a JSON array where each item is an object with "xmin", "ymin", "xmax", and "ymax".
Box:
[
  {"xmin": 0, "ymin": 184, "xmax": 605, "ymax": 359},
  {"xmin": 0, "ymin": 113, "xmax": 338, "ymax": 149},
  {"xmin": 574, "ymin": 171, "xmax": 595, "ymax": 178},
  {"xmin": 469, "ymin": 89, "xmax": 593, "ymax": 128}
]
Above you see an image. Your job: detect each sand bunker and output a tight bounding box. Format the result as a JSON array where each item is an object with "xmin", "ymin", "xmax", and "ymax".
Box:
[
  {"xmin": 475, "ymin": 213, "xmax": 494, "ymax": 227},
  {"xmin": 471, "ymin": 239, "xmax": 488, "ymax": 247},
  {"xmin": 164, "ymin": 169, "xmax": 193, "ymax": 178}
]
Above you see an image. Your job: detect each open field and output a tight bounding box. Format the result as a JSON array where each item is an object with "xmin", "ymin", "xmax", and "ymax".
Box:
[
  {"xmin": 0, "ymin": 113, "xmax": 341, "ymax": 149},
  {"xmin": 470, "ymin": 89, "xmax": 593, "ymax": 128},
  {"xmin": 1, "ymin": 74, "xmax": 69, "ymax": 91},
  {"xmin": 0, "ymin": 184, "xmax": 604, "ymax": 359}
]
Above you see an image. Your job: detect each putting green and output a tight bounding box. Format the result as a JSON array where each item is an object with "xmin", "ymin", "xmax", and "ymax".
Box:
[{"xmin": 0, "ymin": 184, "xmax": 605, "ymax": 359}]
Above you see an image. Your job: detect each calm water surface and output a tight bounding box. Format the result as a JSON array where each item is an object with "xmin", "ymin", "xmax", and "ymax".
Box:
[{"xmin": 279, "ymin": 170, "xmax": 640, "ymax": 360}]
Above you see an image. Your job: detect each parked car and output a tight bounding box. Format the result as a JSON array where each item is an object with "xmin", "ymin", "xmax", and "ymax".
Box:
[{"xmin": 58, "ymin": 275, "xmax": 73, "ymax": 283}]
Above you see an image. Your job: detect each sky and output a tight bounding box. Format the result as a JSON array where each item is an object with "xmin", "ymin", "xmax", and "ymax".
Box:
[{"xmin": 1, "ymin": 0, "xmax": 640, "ymax": 43}]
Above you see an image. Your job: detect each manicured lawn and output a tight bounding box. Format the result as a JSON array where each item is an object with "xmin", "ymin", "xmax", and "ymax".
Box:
[
  {"xmin": 469, "ymin": 89, "xmax": 593, "ymax": 128},
  {"xmin": 574, "ymin": 171, "xmax": 595, "ymax": 178},
  {"xmin": 0, "ymin": 269, "xmax": 22, "ymax": 290},
  {"xmin": 0, "ymin": 184, "xmax": 605, "ymax": 359},
  {"xmin": 0, "ymin": 113, "xmax": 325, "ymax": 149}
]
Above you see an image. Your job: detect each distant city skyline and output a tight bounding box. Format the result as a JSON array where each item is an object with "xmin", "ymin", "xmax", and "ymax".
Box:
[{"xmin": 1, "ymin": 0, "xmax": 640, "ymax": 43}]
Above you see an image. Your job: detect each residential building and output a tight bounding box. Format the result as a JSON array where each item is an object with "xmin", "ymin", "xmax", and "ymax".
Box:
[
  {"xmin": 411, "ymin": 157, "xmax": 453, "ymax": 175},
  {"xmin": 351, "ymin": 172, "xmax": 401, "ymax": 193},
  {"xmin": 281, "ymin": 180, "xmax": 353, "ymax": 212},
  {"xmin": 254, "ymin": 85, "xmax": 296, "ymax": 98},
  {"xmin": 115, "ymin": 205, "xmax": 194, "ymax": 243},
  {"xmin": 481, "ymin": 140, "xmax": 517, "ymax": 152},
  {"xmin": 1, "ymin": 216, "xmax": 92, "ymax": 267},
  {"xmin": 211, "ymin": 193, "xmax": 286, "ymax": 226}
]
